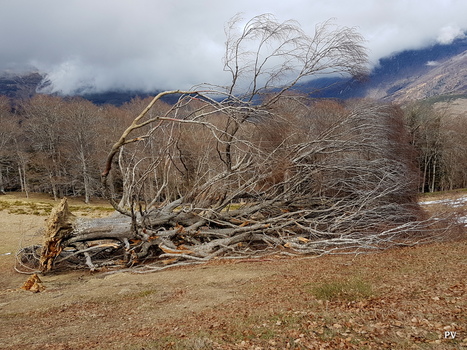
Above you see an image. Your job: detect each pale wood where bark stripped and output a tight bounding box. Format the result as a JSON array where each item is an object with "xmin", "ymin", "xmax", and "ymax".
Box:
[{"xmin": 39, "ymin": 198, "xmax": 76, "ymax": 272}]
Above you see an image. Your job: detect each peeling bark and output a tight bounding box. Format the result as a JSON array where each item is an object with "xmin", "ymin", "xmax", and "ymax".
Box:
[{"xmin": 39, "ymin": 198, "xmax": 76, "ymax": 272}]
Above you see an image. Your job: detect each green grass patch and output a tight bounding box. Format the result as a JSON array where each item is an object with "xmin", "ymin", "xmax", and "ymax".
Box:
[
  {"xmin": 125, "ymin": 335, "xmax": 215, "ymax": 350},
  {"xmin": 223, "ymin": 203, "xmax": 246, "ymax": 211},
  {"xmin": 134, "ymin": 289, "xmax": 158, "ymax": 298},
  {"xmin": 8, "ymin": 208, "xmax": 27, "ymax": 215},
  {"xmin": 0, "ymin": 197, "xmax": 112, "ymax": 216},
  {"xmin": 306, "ymin": 278, "xmax": 373, "ymax": 302},
  {"xmin": 69, "ymin": 205, "xmax": 114, "ymax": 212},
  {"xmin": 0, "ymin": 199, "xmax": 55, "ymax": 215},
  {"xmin": 0, "ymin": 201, "xmax": 11, "ymax": 211},
  {"xmin": 418, "ymin": 187, "xmax": 467, "ymax": 198}
]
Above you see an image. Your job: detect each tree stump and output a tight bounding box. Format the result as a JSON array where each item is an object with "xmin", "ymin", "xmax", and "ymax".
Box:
[{"xmin": 39, "ymin": 198, "xmax": 76, "ymax": 272}]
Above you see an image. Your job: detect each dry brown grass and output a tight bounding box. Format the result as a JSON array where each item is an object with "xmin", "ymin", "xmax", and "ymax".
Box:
[{"xmin": 0, "ymin": 192, "xmax": 465, "ymax": 349}]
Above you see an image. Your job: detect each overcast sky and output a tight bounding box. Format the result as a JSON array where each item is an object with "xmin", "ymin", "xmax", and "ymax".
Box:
[{"xmin": 1, "ymin": 0, "xmax": 466, "ymax": 94}]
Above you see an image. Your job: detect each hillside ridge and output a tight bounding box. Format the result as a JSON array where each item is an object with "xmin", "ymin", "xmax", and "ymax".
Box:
[{"xmin": 1, "ymin": 37, "xmax": 467, "ymax": 105}]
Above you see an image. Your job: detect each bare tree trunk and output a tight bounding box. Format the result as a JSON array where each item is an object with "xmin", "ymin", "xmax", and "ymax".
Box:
[
  {"xmin": 117, "ymin": 147, "xmax": 131, "ymax": 209},
  {"xmin": 79, "ymin": 146, "xmax": 91, "ymax": 204},
  {"xmin": 0, "ymin": 164, "xmax": 5, "ymax": 194},
  {"xmin": 19, "ymin": 162, "xmax": 29, "ymax": 198},
  {"xmin": 421, "ymin": 153, "xmax": 431, "ymax": 193},
  {"xmin": 17, "ymin": 164, "xmax": 23, "ymax": 192},
  {"xmin": 49, "ymin": 173, "xmax": 58, "ymax": 201},
  {"xmin": 431, "ymin": 157, "xmax": 437, "ymax": 193}
]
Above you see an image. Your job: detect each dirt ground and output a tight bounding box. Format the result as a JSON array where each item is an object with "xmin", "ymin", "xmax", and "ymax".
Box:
[{"xmin": 0, "ymin": 194, "xmax": 466, "ymax": 349}]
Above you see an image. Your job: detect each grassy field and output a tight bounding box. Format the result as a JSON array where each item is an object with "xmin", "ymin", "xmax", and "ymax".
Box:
[
  {"xmin": 0, "ymin": 192, "xmax": 114, "ymax": 217},
  {"xmin": 0, "ymin": 192, "xmax": 466, "ymax": 349}
]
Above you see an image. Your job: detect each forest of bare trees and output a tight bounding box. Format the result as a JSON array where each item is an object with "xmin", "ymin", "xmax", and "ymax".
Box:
[
  {"xmin": 404, "ymin": 101, "xmax": 467, "ymax": 192},
  {"xmin": 3, "ymin": 14, "xmax": 465, "ymax": 272},
  {"xmin": 1, "ymin": 82, "xmax": 465, "ymax": 200}
]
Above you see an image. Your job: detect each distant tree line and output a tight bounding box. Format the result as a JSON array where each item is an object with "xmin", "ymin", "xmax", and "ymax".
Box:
[{"xmin": 0, "ymin": 93, "xmax": 466, "ymax": 203}]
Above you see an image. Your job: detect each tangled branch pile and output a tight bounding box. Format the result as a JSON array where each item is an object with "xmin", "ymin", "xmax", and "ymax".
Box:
[{"xmin": 16, "ymin": 14, "xmax": 439, "ymax": 274}]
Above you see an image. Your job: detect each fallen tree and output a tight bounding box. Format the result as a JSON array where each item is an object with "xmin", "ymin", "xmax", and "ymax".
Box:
[
  {"xmin": 16, "ymin": 14, "xmax": 443, "ymax": 274},
  {"xmin": 16, "ymin": 96, "xmax": 441, "ymax": 274}
]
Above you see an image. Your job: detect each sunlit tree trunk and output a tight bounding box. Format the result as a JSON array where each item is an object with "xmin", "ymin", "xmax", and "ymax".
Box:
[{"xmin": 0, "ymin": 165, "xmax": 5, "ymax": 194}]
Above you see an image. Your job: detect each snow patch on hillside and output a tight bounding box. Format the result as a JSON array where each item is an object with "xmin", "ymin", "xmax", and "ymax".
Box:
[{"xmin": 420, "ymin": 194, "xmax": 467, "ymax": 226}]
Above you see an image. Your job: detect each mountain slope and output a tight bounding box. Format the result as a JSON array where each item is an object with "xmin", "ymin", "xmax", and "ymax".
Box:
[
  {"xmin": 1, "ymin": 36, "xmax": 467, "ymax": 104},
  {"xmin": 387, "ymin": 50, "xmax": 467, "ymax": 102},
  {"xmin": 0, "ymin": 72, "xmax": 43, "ymax": 100},
  {"xmin": 299, "ymin": 35, "xmax": 467, "ymax": 102}
]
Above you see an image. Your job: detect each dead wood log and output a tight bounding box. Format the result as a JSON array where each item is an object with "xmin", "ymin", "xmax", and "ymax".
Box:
[
  {"xmin": 21, "ymin": 273, "xmax": 45, "ymax": 292},
  {"xmin": 14, "ymin": 194, "xmax": 443, "ymax": 275}
]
